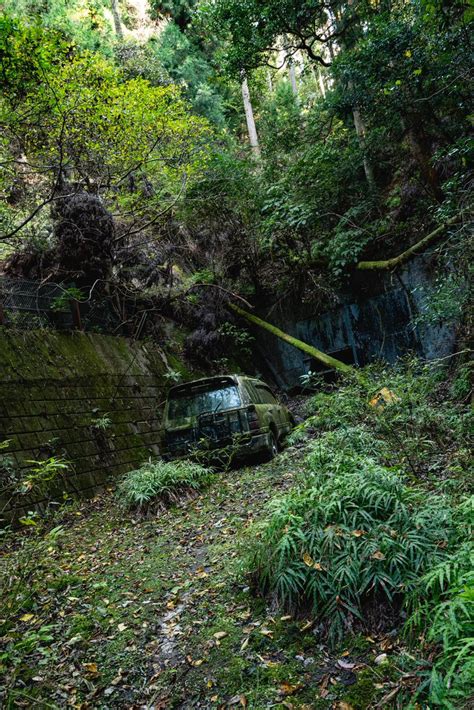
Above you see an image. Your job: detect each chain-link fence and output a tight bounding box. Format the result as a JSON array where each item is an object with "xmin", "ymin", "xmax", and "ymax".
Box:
[{"xmin": 0, "ymin": 276, "xmax": 125, "ymax": 334}]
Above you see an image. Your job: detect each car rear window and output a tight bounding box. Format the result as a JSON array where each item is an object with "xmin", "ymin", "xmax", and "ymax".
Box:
[{"xmin": 168, "ymin": 384, "xmax": 241, "ymax": 419}]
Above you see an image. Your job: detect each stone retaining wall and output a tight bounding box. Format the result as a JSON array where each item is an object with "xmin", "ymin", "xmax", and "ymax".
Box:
[{"xmin": 0, "ymin": 330, "xmax": 175, "ymax": 522}]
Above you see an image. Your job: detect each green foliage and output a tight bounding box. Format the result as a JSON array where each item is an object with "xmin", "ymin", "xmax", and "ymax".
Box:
[
  {"xmin": 413, "ymin": 270, "xmax": 470, "ymax": 328},
  {"xmin": 1, "ymin": 0, "xmax": 116, "ymax": 55},
  {"xmin": 1, "ymin": 446, "xmax": 69, "ymax": 523},
  {"xmin": 407, "ymin": 497, "xmax": 474, "ymax": 708},
  {"xmin": 294, "ymin": 359, "xmax": 472, "ymax": 484},
  {"xmin": 156, "ymin": 21, "xmax": 226, "ymax": 125},
  {"xmin": 18, "ymin": 457, "xmax": 69, "ymax": 497},
  {"xmin": 0, "ymin": 14, "xmax": 70, "ymax": 100},
  {"xmin": 90, "ymin": 413, "xmax": 112, "ymax": 431},
  {"xmin": 50, "ymin": 287, "xmax": 85, "ymax": 312},
  {"xmin": 217, "ymin": 322, "xmax": 254, "ymax": 357},
  {"xmin": 0, "ymin": 13, "xmax": 212, "ymax": 247},
  {"xmin": 116, "ymin": 459, "xmax": 214, "ymax": 511},
  {"xmin": 248, "ymin": 426, "xmax": 454, "ymax": 643}
]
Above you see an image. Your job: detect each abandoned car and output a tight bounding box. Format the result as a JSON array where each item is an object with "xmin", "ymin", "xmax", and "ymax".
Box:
[{"xmin": 161, "ymin": 374, "xmax": 294, "ymax": 462}]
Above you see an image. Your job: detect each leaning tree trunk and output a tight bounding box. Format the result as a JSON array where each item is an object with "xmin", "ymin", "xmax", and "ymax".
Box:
[
  {"xmin": 229, "ymin": 304, "xmax": 353, "ymax": 374},
  {"xmin": 241, "ymin": 73, "xmax": 261, "ymax": 158},
  {"xmin": 356, "ymin": 214, "xmax": 461, "ymax": 270}
]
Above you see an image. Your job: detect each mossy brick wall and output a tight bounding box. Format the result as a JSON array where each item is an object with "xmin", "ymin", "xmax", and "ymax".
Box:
[{"xmin": 0, "ymin": 330, "xmax": 171, "ymax": 522}]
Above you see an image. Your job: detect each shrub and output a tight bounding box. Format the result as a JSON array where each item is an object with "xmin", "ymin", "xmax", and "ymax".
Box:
[
  {"xmin": 116, "ymin": 459, "xmax": 214, "ymax": 513},
  {"xmin": 407, "ymin": 496, "xmax": 474, "ymax": 708},
  {"xmin": 291, "ymin": 359, "xmax": 472, "ymax": 485},
  {"xmin": 248, "ymin": 430, "xmax": 454, "ymax": 643}
]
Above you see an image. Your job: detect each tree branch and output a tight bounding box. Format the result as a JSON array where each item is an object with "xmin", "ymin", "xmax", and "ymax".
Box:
[{"xmin": 356, "ymin": 214, "xmax": 463, "ymax": 271}]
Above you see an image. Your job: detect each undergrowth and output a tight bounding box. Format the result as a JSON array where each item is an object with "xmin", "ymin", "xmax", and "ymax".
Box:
[
  {"xmin": 116, "ymin": 459, "xmax": 214, "ymax": 513},
  {"xmin": 252, "ymin": 358, "xmax": 472, "ymax": 707},
  {"xmin": 289, "ymin": 357, "xmax": 472, "ymax": 490},
  {"xmin": 407, "ymin": 496, "xmax": 474, "ymax": 709},
  {"xmin": 249, "ymin": 427, "xmax": 454, "ymax": 644}
]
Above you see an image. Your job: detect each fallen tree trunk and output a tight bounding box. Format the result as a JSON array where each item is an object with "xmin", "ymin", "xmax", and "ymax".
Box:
[
  {"xmin": 356, "ymin": 214, "xmax": 461, "ymax": 271},
  {"xmin": 229, "ymin": 303, "xmax": 353, "ymax": 374}
]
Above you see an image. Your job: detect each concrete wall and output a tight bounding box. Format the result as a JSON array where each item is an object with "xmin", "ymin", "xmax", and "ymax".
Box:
[
  {"xmin": 255, "ymin": 253, "xmax": 457, "ymax": 390},
  {"xmin": 0, "ymin": 330, "xmax": 175, "ymax": 522}
]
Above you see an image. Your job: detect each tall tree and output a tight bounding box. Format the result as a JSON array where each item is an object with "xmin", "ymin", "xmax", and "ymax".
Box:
[
  {"xmin": 110, "ymin": 0, "xmax": 124, "ymax": 39},
  {"xmin": 241, "ymin": 73, "xmax": 261, "ymax": 156}
]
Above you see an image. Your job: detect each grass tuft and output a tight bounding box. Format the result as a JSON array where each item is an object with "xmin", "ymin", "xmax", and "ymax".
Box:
[{"xmin": 116, "ymin": 458, "xmax": 214, "ymax": 513}]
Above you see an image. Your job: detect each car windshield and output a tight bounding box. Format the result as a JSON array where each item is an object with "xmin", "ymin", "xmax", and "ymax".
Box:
[{"xmin": 168, "ymin": 384, "xmax": 241, "ymax": 419}]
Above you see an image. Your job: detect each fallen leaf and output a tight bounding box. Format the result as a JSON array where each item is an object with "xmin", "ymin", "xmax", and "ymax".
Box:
[
  {"xmin": 303, "ymin": 552, "xmax": 315, "ymax": 567},
  {"xmin": 117, "ymin": 623, "xmax": 127, "ymax": 632},
  {"xmin": 279, "ymin": 682, "xmax": 303, "ymax": 696},
  {"xmin": 351, "ymin": 529, "xmax": 365, "ymax": 537},
  {"xmin": 19, "ymin": 613, "xmax": 35, "ymax": 622},
  {"xmin": 227, "ymin": 694, "xmax": 242, "ymax": 706},
  {"xmin": 337, "ymin": 659, "xmax": 356, "ymax": 670},
  {"xmin": 371, "ymin": 551, "xmax": 386, "ymax": 560},
  {"xmin": 213, "ymin": 631, "xmax": 228, "ymax": 640},
  {"xmin": 302, "ymin": 552, "xmax": 324, "ymax": 570},
  {"xmin": 82, "ymin": 663, "xmax": 99, "ymax": 676}
]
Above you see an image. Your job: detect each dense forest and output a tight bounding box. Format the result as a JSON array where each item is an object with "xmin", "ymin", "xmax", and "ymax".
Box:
[{"xmin": 0, "ymin": 0, "xmax": 472, "ymax": 708}]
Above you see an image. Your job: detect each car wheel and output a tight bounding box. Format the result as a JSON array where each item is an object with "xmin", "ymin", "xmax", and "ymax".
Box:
[{"xmin": 263, "ymin": 430, "xmax": 279, "ymax": 462}]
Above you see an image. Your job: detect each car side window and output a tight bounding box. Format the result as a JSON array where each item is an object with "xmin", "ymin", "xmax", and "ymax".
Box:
[
  {"xmin": 243, "ymin": 381, "xmax": 257, "ymax": 403},
  {"xmin": 256, "ymin": 385, "xmax": 278, "ymax": 405}
]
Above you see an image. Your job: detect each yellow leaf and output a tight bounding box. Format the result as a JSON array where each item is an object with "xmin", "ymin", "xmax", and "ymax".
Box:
[
  {"xmin": 19, "ymin": 613, "xmax": 35, "ymax": 622},
  {"xmin": 369, "ymin": 388, "xmax": 400, "ymax": 411},
  {"xmin": 83, "ymin": 662, "xmax": 99, "ymax": 675},
  {"xmin": 405, "ymin": 50, "xmax": 412, "ymax": 57},
  {"xmin": 279, "ymin": 682, "xmax": 303, "ymax": 696},
  {"xmin": 303, "ymin": 552, "xmax": 314, "ymax": 567},
  {"xmin": 303, "ymin": 552, "xmax": 324, "ymax": 570}
]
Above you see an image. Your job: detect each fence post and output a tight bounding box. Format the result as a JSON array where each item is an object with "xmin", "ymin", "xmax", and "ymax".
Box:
[{"xmin": 70, "ymin": 299, "xmax": 83, "ymax": 331}]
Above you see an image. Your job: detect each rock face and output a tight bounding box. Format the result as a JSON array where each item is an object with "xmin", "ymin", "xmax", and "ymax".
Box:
[
  {"xmin": 0, "ymin": 330, "xmax": 181, "ymax": 523},
  {"xmin": 252, "ymin": 252, "xmax": 457, "ymax": 390}
]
